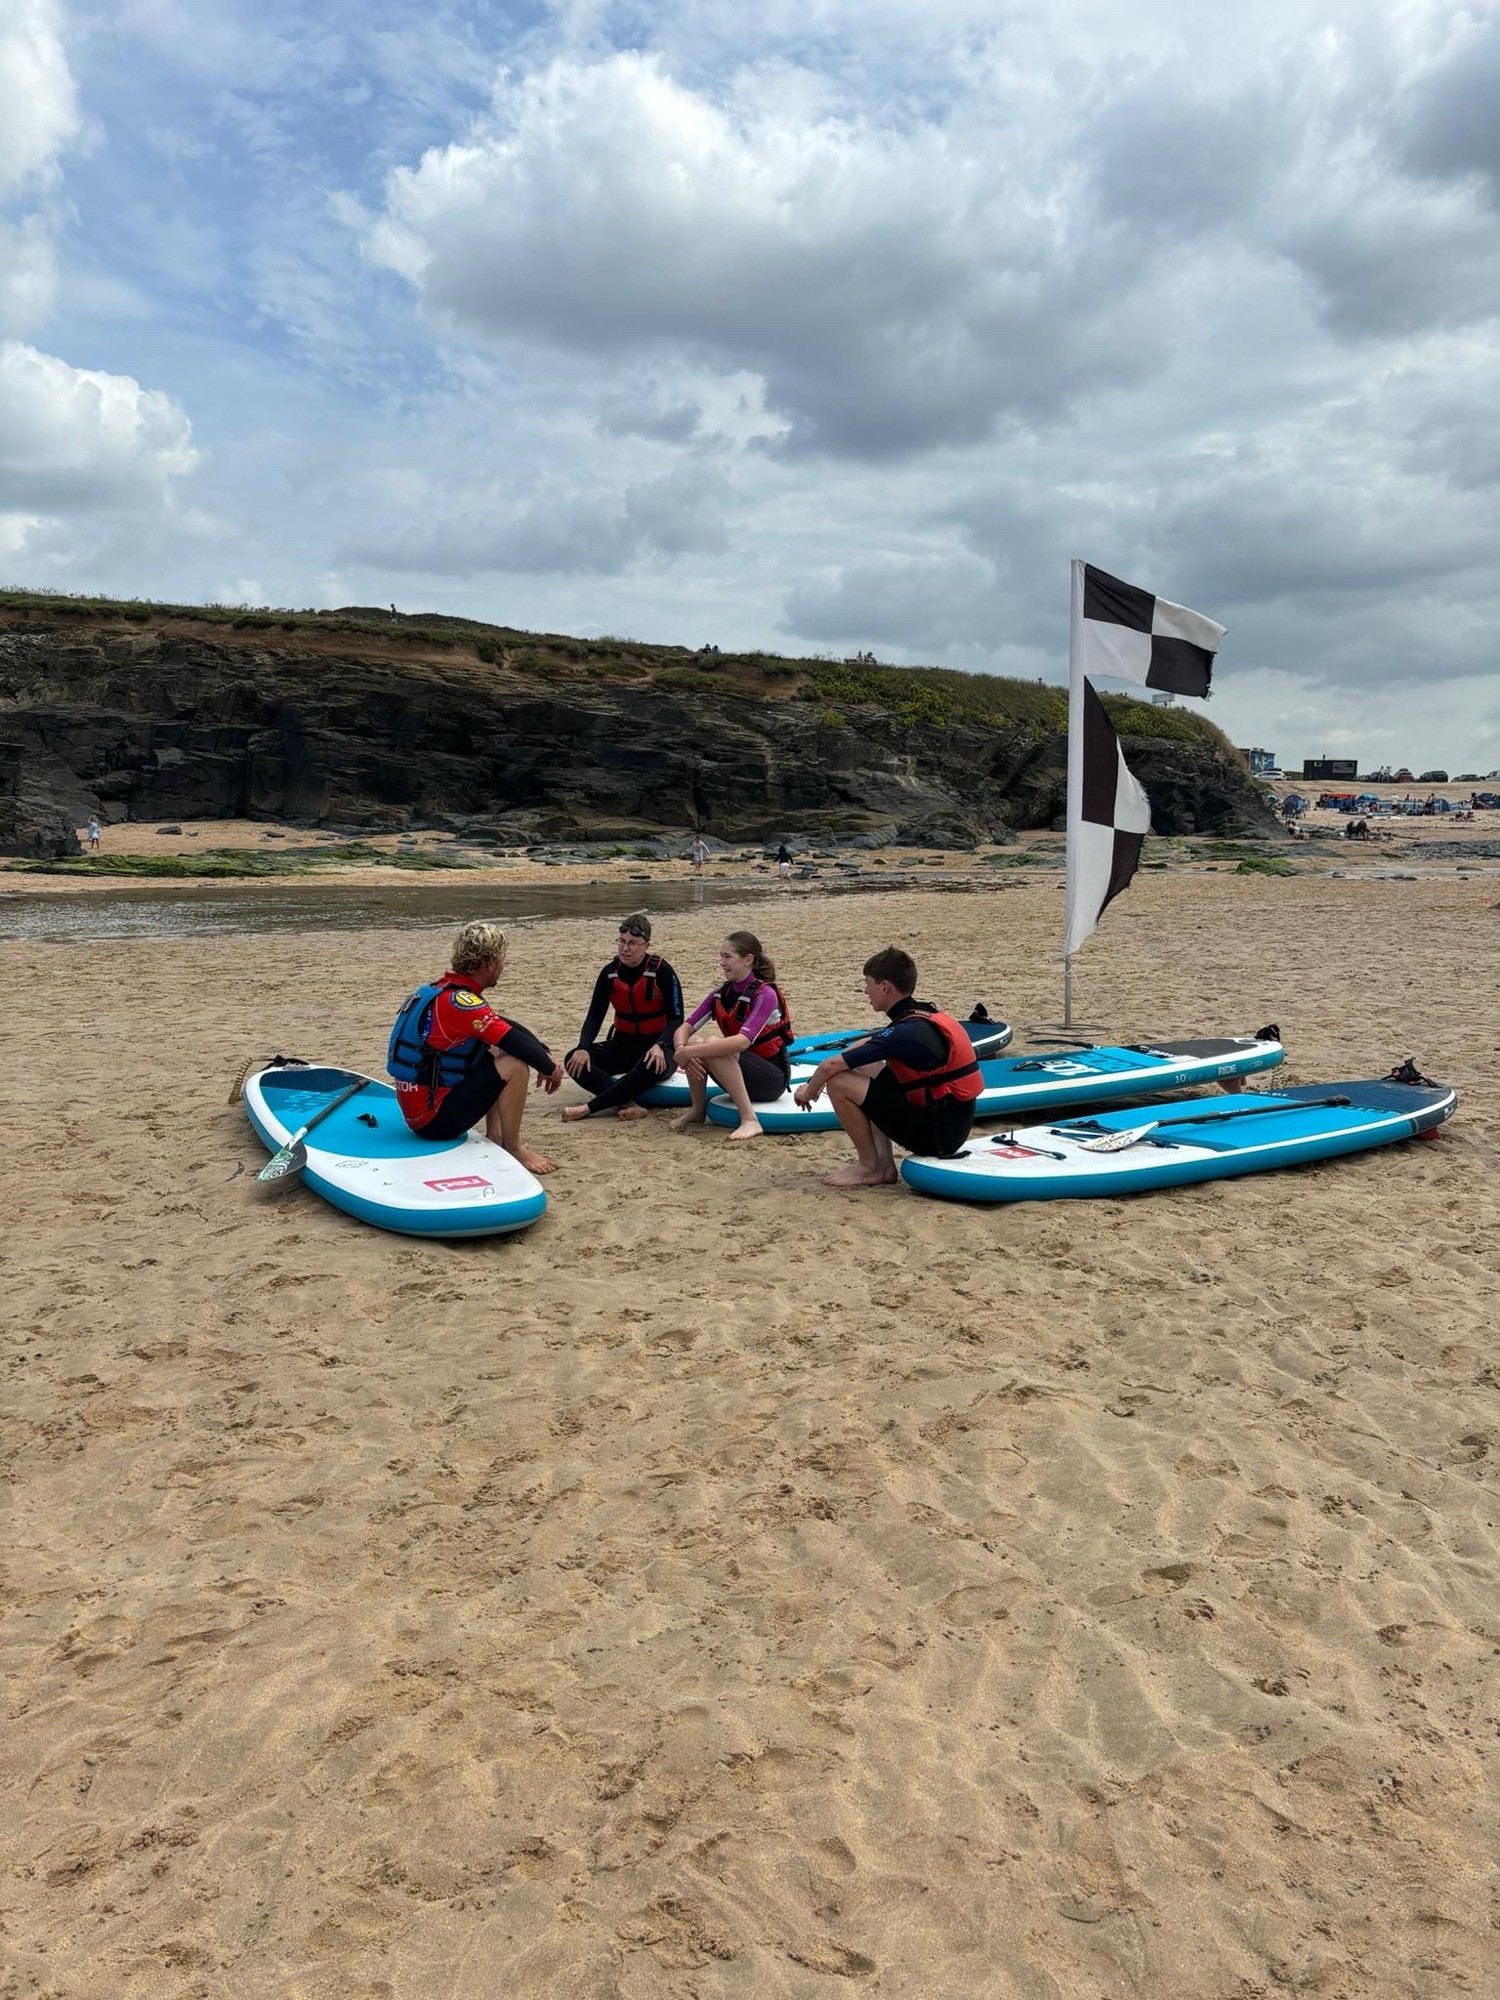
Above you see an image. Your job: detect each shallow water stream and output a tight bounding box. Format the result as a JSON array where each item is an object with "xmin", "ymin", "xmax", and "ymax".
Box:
[{"xmin": 0, "ymin": 876, "xmax": 781, "ymax": 946}]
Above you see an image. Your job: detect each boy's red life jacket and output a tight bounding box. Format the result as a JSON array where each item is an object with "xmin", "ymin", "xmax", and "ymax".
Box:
[
  {"xmin": 608, "ymin": 954, "xmax": 667, "ymax": 1038},
  {"xmin": 711, "ymin": 977, "xmax": 793, "ymax": 1061},
  {"xmin": 885, "ymin": 1007, "xmax": 982, "ymax": 1106}
]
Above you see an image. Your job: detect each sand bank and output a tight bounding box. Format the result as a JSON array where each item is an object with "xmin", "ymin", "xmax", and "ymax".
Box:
[{"xmin": 3, "ymin": 873, "xmax": 1497, "ymax": 1997}]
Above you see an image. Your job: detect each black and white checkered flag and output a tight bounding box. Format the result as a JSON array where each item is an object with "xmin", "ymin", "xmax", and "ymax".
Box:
[
  {"xmin": 1065, "ymin": 678, "xmax": 1152, "ymax": 955},
  {"xmin": 1078, "ymin": 563, "xmax": 1224, "ymax": 698},
  {"xmin": 1064, "ymin": 559, "xmax": 1227, "ymax": 961}
]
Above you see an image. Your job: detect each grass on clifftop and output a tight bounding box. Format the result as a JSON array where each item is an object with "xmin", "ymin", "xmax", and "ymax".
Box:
[{"xmin": 0, "ymin": 584, "xmax": 1238, "ymax": 756}]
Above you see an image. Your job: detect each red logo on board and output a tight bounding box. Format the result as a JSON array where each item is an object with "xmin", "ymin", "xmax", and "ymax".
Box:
[{"xmin": 424, "ymin": 1175, "xmax": 492, "ymax": 1192}]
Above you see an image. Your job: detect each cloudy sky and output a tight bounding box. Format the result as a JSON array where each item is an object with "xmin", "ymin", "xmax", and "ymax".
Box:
[{"xmin": 2, "ymin": 0, "xmax": 1498, "ymax": 772}]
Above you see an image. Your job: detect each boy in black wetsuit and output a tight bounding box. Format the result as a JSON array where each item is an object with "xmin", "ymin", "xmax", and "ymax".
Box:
[
  {"xmin": 793, "ymin": 945, "xmax": 982, "ymax": 1186},
  {"xmin": 562, "ymin": 914, "xmax": 686, "ymax": 1121}
]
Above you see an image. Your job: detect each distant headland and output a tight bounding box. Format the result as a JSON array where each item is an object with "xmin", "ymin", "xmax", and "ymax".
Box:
[{"xmin": 0, "ymin": 590, "xmax": 1277, "ymax": 858}]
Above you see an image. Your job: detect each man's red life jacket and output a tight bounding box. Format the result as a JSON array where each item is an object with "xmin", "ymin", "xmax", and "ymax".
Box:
[
  {"xmin": 608, "ymin": 954, "xmax": 667, "ymax": 1038},
  {"xmin": 885, "ymin": 1008, "xmax": 982, "ymax": 1106},
  {"xmin": 711, "ymin": 977, "xmax": 793, "ymax": 1061}
]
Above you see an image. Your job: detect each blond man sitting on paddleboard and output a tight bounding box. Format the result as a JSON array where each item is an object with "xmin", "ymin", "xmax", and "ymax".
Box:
[{"xmin": 386, "ymin": 921, "xmax": 564, "ymax": 1174}]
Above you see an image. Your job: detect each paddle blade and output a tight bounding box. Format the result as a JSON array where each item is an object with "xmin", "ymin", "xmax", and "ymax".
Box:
[
  {"xmin": 1076, "ymin": 1124, "xmax": 1154, "ymax": 1154},
  {"xmin": 255, "ymin": 1139, "xmax": 308, "ymax": 1185}
]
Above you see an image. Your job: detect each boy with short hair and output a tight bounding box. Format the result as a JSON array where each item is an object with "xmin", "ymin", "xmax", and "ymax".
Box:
[{"xmin": 794, "ymin": 946, "xmax": 982, "ymax": 1187}]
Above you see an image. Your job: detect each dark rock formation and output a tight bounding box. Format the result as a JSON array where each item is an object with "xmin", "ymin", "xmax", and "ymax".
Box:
[{"xmin": 0, "ymin": 612, "xmax": 1279, "ymax": 857}]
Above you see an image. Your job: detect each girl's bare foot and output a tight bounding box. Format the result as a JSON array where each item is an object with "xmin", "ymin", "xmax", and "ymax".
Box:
[
  {"xmin": 727, "ymin": 1120, "xmax": 764, "ymax": 1141},
  {"xmin": 515, "ymin": 1145, "xmax": 556, "ymax": 1174},
  {"xmin": 670, "ymin": 1110, "xmax": 705, "ymax": 1133},
  {"xmin": 561, "ymin": 1104, "xmax": 591, "ymax": 1122},
  {"xmin": 822, "ymin": 1162, "xmax": 899, "ymax": 1187},
  {"xmin": 616, "ymin": 1104, "xmax": 649, "ymax": 1121}
]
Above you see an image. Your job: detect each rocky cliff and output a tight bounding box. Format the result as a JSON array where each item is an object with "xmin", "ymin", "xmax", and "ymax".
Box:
[{"xmin": 0, "ymin": 596, "xmax": 1278, "ymax": 856}]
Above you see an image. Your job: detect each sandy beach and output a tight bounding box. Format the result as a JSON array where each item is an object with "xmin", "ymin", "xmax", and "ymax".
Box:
[{"xmin": 3, "ymin": 870, "xmax": 1498, "ymax": 1998}]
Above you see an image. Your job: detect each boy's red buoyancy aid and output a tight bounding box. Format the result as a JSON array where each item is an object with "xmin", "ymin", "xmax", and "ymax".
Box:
[
  {"xmin": 885, "ymin": 1007, "xmax": 982, "ymax": 1106},
  {"xmin": 711, "ymin": 977, "xmax": 793, "ymax": 1061},
  {"xmin": 608, "ymin": 954, "xmax": 667, "ymax": 1038}
]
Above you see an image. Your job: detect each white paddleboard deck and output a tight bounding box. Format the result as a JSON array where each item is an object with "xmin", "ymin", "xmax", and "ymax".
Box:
[
  {"xmin": 900, "ymin": 1077, "xmax": 1457, "ymax": 1203},
  {"xmin": 244, "ymin": 1064, "xmax": 546, "ymax": 1237}
]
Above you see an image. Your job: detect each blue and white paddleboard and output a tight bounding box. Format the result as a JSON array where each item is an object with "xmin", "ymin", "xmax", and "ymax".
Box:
[
  {"xmin": 706, "ymin": 1030, "xmax": 1284, "ymax": 1134},
  {"xmin": 899, "ymin": 1076, "xmax": 1456, "ymax": 1204},
  {"xmin": 640, "ymin": 1013, "xmax": 1012, "ymax": 1111},
  {"xmin": 243, "ymin": 1065, "xmax": 547, "ymax": 1237}
]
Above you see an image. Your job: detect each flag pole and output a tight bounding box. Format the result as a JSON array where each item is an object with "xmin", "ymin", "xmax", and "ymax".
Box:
[{"xmin": 1063, "ymin": 557, "xmax": 1085, "ymax": 1027}]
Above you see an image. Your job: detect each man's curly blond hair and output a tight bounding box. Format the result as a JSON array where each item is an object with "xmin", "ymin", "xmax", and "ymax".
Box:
[{"xmin": 451, "ymin": 921, "xmax": 508, "ymax": 975}]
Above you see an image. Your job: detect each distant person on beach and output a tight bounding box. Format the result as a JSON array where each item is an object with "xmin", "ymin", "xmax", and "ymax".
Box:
[
  {"xmin": 86, "ymin": 815, "xmax": 101, "ymax": 851},
  {"xmin": 671, "ymin": 931, "xmax": 792, "ymax": 1141},
  {"xmin": 386, "ymin": 921, "xmax": 564, "ymax": 1174},
  {"xmin": 562, "ymin": 914, "xmax": 685, "ymax": 1123},
  {"xmin": 776, "ymin": 842, "xmax": 793, "ymax": 880},
  {"xmin": 794, "ymin": 947, "xmax": 982, "ymax": 1187},
  {"xmin": 691, "ymin": 833, "xmax": 706, "ymax": 875}
]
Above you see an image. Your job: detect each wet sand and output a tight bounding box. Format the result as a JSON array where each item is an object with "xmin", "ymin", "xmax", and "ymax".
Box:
[{"xmin": 3, "ymin": 873, "xmax": 1497, "ymax": 1997}]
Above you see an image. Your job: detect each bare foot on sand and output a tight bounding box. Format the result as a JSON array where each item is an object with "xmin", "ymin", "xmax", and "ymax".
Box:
[
  {"xmin": 515, "ymin": 1145, "xmax": 556, "ymax": 1174},
  {"xmin": 616, "ymin": 1104, "xmax": 649, "ymax": 1121},
  {"xmin": 670, "ymin": 1111, "xmax": 705, "ymax": 1133},
  {"xmin": 822, "ymin": 1162, "xmax": 899, "ymax": 1187},
  {"xmin": 561, "ymin": 1104, "xmax": 591, "ymax": 1122},
  {"xmin": 727, "ymin": 1120, "xmax": 764, "ymax": 1141}
]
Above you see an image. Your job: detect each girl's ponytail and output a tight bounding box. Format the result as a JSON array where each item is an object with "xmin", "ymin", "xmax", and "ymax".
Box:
[{"xmin": 724, "ymin": 929, "xmax": 776, "ymax": 985}]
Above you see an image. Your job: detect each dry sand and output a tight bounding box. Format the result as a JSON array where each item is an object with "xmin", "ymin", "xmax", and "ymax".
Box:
[{"xmin": 3, "ymin": 872, "xmax": 1498, "ymax": 1998}]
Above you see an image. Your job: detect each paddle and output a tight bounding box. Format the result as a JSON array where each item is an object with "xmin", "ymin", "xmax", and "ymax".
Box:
[
  {"xmin": 793, "ymin": 1029, "xmax": 864, "ymax": 1057},
  {"xmin": 255, "ymin": 1076, "xmax": 370, "ymax": 1185},
  {"xmin": 797, "ymin": 1009, "xmax": 1000, "ymax": 1061},
  {"xmin": 1068, "ymin": 1094, "xmax": 1352, "ymax": 1154}
]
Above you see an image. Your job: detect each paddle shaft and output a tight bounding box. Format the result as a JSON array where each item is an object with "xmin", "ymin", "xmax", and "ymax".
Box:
[
  {"xmin": 796, "ymin": 1018, "xmax": 997, "ymax": 1060},
  {"xmin": 1062, "ymin": 1093, "xmax": 1352, "ymax": 1151}
]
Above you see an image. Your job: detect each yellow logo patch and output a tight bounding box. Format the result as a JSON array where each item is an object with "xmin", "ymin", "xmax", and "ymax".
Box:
[{"xmin": 451, "ymin": 990, "xmax": 484, "ymax": 1009}]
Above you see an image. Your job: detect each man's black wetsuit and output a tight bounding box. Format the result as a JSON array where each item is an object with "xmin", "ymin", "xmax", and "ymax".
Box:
[
  {"xmin": 568, "ymin": 955, "xmax": 685, "ymax": 1114},
  {"xmin": 838, "ymin": 997, "xmax": 977, "ymax": 1156}
]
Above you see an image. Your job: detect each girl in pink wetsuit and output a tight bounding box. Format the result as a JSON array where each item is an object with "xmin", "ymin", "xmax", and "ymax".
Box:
[{"xmin": 670, "ymin": 931, "xmax": 791, "ymax": 1141}]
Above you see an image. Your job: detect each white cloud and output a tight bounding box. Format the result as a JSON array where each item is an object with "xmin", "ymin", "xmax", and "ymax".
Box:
[
  {"xmin": 0, "ymin": 339, "xmax": 197, "ymax": 514},
  {"xmin": 0, "ymin": 0, "xmax": 80, "ymax": 333},
  {"xmin": 365, "ymin": 50, "xmax": 1178, "ymax": 456},
  {"xmin": 0, "ymin": 8, "xmax": 203, "ymax": 570},
  {"xmin": 0, "ymin": 0, "xmax": 79, "ymax": 198},
  {"xmin": 0, "ymin": 214, "xmax": 59, "ymax": 335}
]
